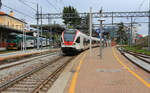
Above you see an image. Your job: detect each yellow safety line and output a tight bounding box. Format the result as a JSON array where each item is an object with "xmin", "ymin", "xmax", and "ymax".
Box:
[
  {"xmin": 112, "ymin": 47, "xmax": 150, "ymax": 88},
  {"xmin": 68, "ymin": 52, "xmax": 87, "ymax": 93}
]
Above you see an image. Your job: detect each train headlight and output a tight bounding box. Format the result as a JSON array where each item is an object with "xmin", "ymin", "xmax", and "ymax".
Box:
[{"xmin": 73, "ymin": 43, "xmax": 76, "ymax": 45}]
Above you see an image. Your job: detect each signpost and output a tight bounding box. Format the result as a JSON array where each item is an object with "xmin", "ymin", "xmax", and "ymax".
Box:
[
  {"xmin": 89, "ymin": 7, "xmax": 92, "ymax": 56},
  {"xmin": 98, "ymin": 8, "xmax": 105, "ymax": 59}
]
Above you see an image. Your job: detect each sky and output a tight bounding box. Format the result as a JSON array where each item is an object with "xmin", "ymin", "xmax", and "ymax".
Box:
[{"xmin": 0, "ymin": 0, "xmax": 149, "ymax": 36}]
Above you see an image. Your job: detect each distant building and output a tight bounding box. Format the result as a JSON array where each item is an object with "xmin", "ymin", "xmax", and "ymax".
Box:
[
  {"xmin": 0, "ymin": 11, "xmax": 27, "ymax": 50},
  {"xmin": 132, "ymin": 26, "xmax": 138, "ymax": 44},
  {"xmin": 0, "ymin": 11, "xmax": 26, "ymax": 31}
]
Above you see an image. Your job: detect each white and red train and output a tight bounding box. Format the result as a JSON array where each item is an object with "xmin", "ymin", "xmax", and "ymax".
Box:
[{"xmin": 61, "ymin": 29, "xmax": 99, "ymax": 54}]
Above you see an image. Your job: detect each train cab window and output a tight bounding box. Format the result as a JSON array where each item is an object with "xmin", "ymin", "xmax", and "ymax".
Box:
[
  {"xmin": 76, "ymin": 37, "xmax": 80, "ymax": 43},
  {"xmin": 64, "ymin": 29, "xmax": 76, "ymax": 41}
]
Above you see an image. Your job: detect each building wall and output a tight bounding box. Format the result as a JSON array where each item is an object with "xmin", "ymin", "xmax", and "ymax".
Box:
[
  {"xmin": 132, "ymin": 26, "xmax": 138, "ymax": 44},
  {"xmin": 0, "ymin": 16, "xmax": 26, "ymax": 31}
]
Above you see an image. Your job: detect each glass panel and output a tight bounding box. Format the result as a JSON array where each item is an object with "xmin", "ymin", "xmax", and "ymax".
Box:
[{"xmin": 64, "ymin": 29, "xmax": 76, "ymax": 41}]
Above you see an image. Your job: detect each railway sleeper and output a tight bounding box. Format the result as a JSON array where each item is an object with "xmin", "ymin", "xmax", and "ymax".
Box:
[
  {"xmin": 18, "ymin": 82, "xmax": 38, "ymax": 85},
  {"xmin": 2, "ymin": 87, "xmax": 33, "ymax": 93},
  {"xmin": 12, "ymin": 84, "xmax": 37, "ymax": 88}
]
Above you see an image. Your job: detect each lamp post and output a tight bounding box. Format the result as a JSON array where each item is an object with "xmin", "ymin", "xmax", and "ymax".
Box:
[
  {"xmin": 0, "ymin": 0, "xmax": 2, "ymax": 10},
  {"xmin": 98, "ymin": 8, "xmax": 105, "ymax": 59},
  {"xmin": 98, "ymin": 19, "xmax": 105, "ymax": 59},
  {"xmin": 89, "ymin": 7, "xmax": 92, "ymax": 56},
  {"xmin": 148, "ymin": 0, "xmax": 150, "ymax": 51},
  {"xmin": 40, "ymin": 7, "xmax": 43, "ymax": 49}
]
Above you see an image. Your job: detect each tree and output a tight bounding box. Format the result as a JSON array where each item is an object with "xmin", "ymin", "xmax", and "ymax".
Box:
[
  {"xmin": 62, "ymin": 6, "xmax": 81, "ymax": 28},
  {"xmin": 0, "ymin": 0, "xmax": 2, "ymax": 9},
  {"xmin": 30, "ymin": 24, "xmax": 65, "ymax": 35},
  {"xmin": 76, "ymin": 14, "xmax": 89, "ymax": 32},
  {"xmin": 116, "ymin": 22, "xmax": 128, "ymax": 44}
]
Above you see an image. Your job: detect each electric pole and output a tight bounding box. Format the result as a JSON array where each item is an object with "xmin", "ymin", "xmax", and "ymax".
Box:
[
  {"xmin": 0, "ymin": 0, "xmax": 2, "ymax": 9},
  {"xmin": 89, "ymin": 7, "xmax": 92, "ymax": 56},
  {"xmin": 40, "ymin": 7, "xmax": 43, "ymax": 49},
  {"xmin": 36, "ymin": 4, "xmax": 40, "ymax": 49},
  {"xmin": 130, "ymin": 17, "xmax": 133, "ymax": 48},
  {"xmin": 112, "ymin": 12, "xmax": 114, "ymax": 39},
  {"xmin": 98, "ymin": 8, "xmax": 105, "ymax": 59},
  {"xmin": 48, "ymin": 13, "xmax": 51, "ymax": 48},
  {"xmin": 148, "ymin": 0, "xmax": 150, "ymax": 51}
]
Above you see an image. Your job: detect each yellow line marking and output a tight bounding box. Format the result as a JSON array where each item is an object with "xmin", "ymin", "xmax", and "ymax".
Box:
[
  {"xmin": 68, "ymin": 52, "xmax": 87, "ymax": 93},
  {"xmin": 112, "ymin": 47, "xmax": 150, "ymax": 88}
]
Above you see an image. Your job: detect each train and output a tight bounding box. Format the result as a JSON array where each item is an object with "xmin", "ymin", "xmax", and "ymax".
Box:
[
  {"xmin": 7, "ymin": 33, "xmax": 50, "ymax": 50},
  {"xmin": 61, "ymin": 29, "xmax": 100, "ymax": 54}
]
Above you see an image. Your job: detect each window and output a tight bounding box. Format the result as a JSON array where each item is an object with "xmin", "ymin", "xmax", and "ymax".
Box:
[
  {"xmin": 76, "ymin": 37, "xmax": 80, "ymax": 43},
  {"xmin": 64, "ymin": 30, "xmax": 76, "ymax": 42}
]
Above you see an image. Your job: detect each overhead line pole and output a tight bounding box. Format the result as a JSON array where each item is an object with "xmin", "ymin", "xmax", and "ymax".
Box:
[
  {"xmin": 40, "ymin": 7, "xmax": 43, "ymax": 49},
  {"xmin": 98, "ymin": 11, "xmax": 105, "ymax": 59},
  {"xmin": 112, "ymin": 12, "xmax": 114, "ymax": 39},
  {"xmin": 36, "ymin": 4, "xmax": 40, "ymax": 50},
  {"xmin": 130, "ymin": 17, "xmax": 133, "ymax": 48},
  {"xmin": 148, "ymin": 0, "xmax": 150, "ymax": 51},
  {"xmin": 89, "ymin": 7, "xmax": 92, "ymax": 56},
  {"xmin": 48, "ymin": 14, "xmax": 51, "ymax": 48}
]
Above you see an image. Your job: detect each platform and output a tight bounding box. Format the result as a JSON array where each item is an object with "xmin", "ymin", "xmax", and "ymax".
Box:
[
  {"xmin": 0, "ymin": 48, "xmax": 60, "ymax": 61},
  {"xmin": 48, "ymin": 47, "xmax": 150, "ymax": 93}
]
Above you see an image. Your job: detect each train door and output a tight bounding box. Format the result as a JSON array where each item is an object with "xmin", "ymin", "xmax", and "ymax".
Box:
[
  {"xmin": 80, "ymin": 36, "xmax": 84, "ymax": 49},
  {"xmin": 75, "ymin": 36, "xmax": 81, "ymax": 50}
]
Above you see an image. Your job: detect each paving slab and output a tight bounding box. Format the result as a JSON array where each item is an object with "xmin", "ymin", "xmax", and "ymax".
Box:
[{"xmin": 65, "ymin": 47, "xmax": 150, "ymax": 93}]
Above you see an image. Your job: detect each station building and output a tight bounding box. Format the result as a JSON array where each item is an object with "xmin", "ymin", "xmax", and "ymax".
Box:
[{"xmin": 0, "ymin": 11, "xmax": 27, "ymax": 50}]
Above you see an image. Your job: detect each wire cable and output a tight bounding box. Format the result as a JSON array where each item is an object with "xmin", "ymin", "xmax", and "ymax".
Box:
[
  {"xmin": 45, "ymin": 0, "xmax": 60, "ymax": 13},
  {"xmin": 138, "ymin": 0, "xmax": 146, "ymax": 10},
  {"xmin": 95, "ymin": 0, "xmax": 103, "ymax": 10},
  {"xmin": 133, "ymin": 0, "xmax": 146, "ymax": 22},
  {"xmin": 2, "ymin": 4, "xmax": 35, "ymax": 19},
  {"xmin": 18, "ymin": 0, "xmax": 37, "ymax": 12}
]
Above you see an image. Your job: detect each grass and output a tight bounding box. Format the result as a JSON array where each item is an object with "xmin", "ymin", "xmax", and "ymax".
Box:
[{"xmin": 123, "ymin": 46, "xmax": 150, "ymax": 56}]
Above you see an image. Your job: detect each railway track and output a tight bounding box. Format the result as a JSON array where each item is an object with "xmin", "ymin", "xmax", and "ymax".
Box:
[
  {"xmin": 124, "ymin": 51, "xmax": 150, "ymax": 64},
  {"xmin": 0, "ymin": 52, "xmax": 59, "ymax": 70},
  {"xmin": 0, "ymin": 56, "xmax": 74, "ymax": 93},
  {"xmin": 118, "ymin": 47, "xmax": 150, "ymax": 72}
]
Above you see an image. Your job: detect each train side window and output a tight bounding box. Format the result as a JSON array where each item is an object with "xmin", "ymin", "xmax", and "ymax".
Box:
[
  {"xmin": 76, "ymin": 37, "xmax": 80, "ymax": 43},
  {"xmin": 61, "ymin": 37, "xmax": 62, "ymax": 42}
]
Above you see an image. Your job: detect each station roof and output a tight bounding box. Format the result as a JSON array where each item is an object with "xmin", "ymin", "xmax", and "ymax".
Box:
[{"xmin": 0, "ymin": 11, "xmax": 27, "ymax": 24}]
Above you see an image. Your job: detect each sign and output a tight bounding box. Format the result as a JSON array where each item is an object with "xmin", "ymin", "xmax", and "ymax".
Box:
[
  {"xmin": 96, "ymin": 29, "xmax": 100, "ymax": 33},
  {"xmin": 98, "ymin": 33, "xmax": 101, "ymax": 38},
  {"xmin": 33, "ymin": 32, "xmax": 37, "ymax": 37},
  {"xmin": 95, "ymin": 29, "xmax": 105, "ymax": 34}
]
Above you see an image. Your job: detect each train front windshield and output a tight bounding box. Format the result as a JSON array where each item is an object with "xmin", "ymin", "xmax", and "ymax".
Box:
[{"xmin": 64, "ymin": 30, "xmax": 76, "ymax": 41}]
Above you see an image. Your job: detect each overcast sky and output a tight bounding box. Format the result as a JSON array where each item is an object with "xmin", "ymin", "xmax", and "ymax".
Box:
[{"xmin": 0, "ymin": 0, "xmax": 149, "ymax": 35}]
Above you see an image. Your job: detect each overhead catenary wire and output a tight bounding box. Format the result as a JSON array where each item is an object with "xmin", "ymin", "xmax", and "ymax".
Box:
[
  {"xmin": 59, "ymin": 0, "xmax": 65, "ymax": 7},
  {"xmin": 95, "ymin": 0, "xmax": 103, "ymax": 10},
  {"xmin": 133, "ymin": 0, "xmax": 146, "ymax": 22},
  {"xmin": 138, "ymin": 0, "xmax": 146, "ymax": 10},
  {"xmin": 2, "ymin": 4, "xmax": 35, "ymax": 19},
  {"xmin": 53, "ymin": 0, "xmax": 62, "ymax": 12},
  {"xmin": 18, "ymin": 0, "xmax": 37, "ymax": 12},
  {"xmin": 45, "ymin": 0, "xmax": 60, "ymax": 13}
]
